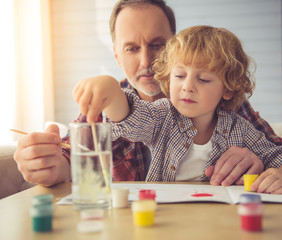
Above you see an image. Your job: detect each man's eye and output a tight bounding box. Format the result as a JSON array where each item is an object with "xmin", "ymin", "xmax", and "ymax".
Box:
[
  {"xmin": 150, "ymin": 43, "xmax": 165, "ymax": 50},
  {"xmin": 125, "ymin": 46, "xmax": 139, "ymax": 52}
]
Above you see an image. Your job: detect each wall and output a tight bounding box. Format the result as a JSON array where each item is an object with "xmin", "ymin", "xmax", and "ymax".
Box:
[{"xmin": 51, "ymin": 0, "xmax": 282, "ymax": 125}]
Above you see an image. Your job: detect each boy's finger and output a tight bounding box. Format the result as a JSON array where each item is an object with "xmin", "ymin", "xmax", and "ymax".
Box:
[
  {"xmin": 87, "ymin": 95, "xmax": 104, "ymax": 122},
  {"xmin": 72, "ymin": 81, "xmax": 85, "ymax": 102},
  {"xmin": 265, "ymin": 179, "xmax": 282, "ymax": 194},
  {"xmin": 79, "ymin": 92, "xmax": 93, "ymax": 115},
  {"xmin": 250, "ymin": 172, "xmax": 266, "ymax": 191}
]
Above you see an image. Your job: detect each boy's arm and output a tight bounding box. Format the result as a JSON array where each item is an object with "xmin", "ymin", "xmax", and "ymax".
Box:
[{"xmin": 73, "ymin": 75, "xmax": 129, "ymax": 122}]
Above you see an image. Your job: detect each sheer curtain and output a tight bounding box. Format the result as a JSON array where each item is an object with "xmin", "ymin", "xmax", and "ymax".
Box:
[{"xmin": 0, "ymin": 0, "xmax": 54, "ymax": 144}]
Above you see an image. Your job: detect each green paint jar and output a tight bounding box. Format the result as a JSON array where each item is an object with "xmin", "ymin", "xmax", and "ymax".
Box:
[{"xmin": 30, "ymin": 194, "xmax": 54, "ymax": 232}]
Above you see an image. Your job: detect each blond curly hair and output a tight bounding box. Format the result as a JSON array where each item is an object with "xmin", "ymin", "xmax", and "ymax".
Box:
[{"xmin": 153, "ymin": 25, "xmax": 255, "ymax": 112}]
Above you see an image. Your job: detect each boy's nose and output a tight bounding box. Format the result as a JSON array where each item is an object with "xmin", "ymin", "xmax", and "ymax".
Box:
[{"xmin": 182, "ymin": 77, "xmax": 195, "ymax": 92}]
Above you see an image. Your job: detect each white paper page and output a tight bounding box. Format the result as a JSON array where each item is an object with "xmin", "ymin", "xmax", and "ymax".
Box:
[
  {"xmin": 227, "ymin": 185, "xmax": 282, "ymax": 204},
  {"xmin": 56, "ymin": 194, "xmax": 73, "ymax": 205},
  {"xmin": 56, "ymin": 183, "xmax": 282, "ymax": 205},
  {"xmin": 56, "ymin": 183, "xmax": 233, "ymax": 205},
  {"xmin": 112, "ymin": 183, "xmax": 234, "ymax": 204}
]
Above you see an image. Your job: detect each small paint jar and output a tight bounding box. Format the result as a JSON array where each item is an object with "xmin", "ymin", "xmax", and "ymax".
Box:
[
  {"xmin": 112, "ymin": 188, "xmax": 129, "ymax": 208},
  {"xmin": 30, "ymin": 194, "xmax": 54, "ymax": 232},
  {"xmin": 243, "ymin": 174, "xmax": 259, "ymax": 191},
  {"xmin": 238, "ymin": 194, "xmax": 263, "ymax": 232},
  {"xmin": 139, "ymin": 189, "xmax": 156, "ymax": 200},
  {"xmin": 132, "ymin": 200, "xmax": 157, "ymax": 227}
]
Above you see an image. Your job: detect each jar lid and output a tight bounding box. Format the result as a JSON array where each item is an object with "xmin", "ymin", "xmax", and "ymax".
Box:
[
  {"xmin": 32, "ymin": 194, "xmax": 54, "ymax": 206},
  {"xmin": 139, "ymin": 189, "xmax": 156, "ymax": 200},
  {"xmin": 243, "ymin": 174, "xmax": 259, "ymax": 181},
  {"xmin": 240, "ymin": 194, "xmax": 261, "ymax": 204},
  {"xmin": 30, "ymin": 204, "xmax": 54, "ymax": 217},
  {"xmin": 132, "ymin": 200, "xmax": 157, "ymax": 212}
]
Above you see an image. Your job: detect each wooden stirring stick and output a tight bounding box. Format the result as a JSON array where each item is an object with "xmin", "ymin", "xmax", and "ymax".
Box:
[
  {"xmin": 90, "ymin": 122, "xmax": 110, "ymax": 192},
  {"xmin": 10, "ymin": 129, "xmax": 71, "ymax": 149}
]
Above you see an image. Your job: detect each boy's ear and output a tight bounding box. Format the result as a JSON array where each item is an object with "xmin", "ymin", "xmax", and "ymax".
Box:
[{"xmin": 223, "ymin": 89, "xmax": 233, "ymax": 100}]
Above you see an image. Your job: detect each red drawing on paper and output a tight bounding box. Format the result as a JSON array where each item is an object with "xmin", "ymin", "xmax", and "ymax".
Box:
[{"xmin": 191, "ymin": 193, "xmax": 213, "ymax": 197}]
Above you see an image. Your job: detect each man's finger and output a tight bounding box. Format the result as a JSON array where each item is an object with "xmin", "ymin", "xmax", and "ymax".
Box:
[
  {"xmin": 221, "ymin": 159, "xmax": 252, "ymax": 186},
  {"xmin": 205, "ymin": 165, "xmax": 214, "ymax": 178},
  {"xmin": 236, "ymin": 160, "xmax": 264, "ymax": 185},
  {"xmin": 23, "ymin": 167, "xmax": 56, "ymax": 186},
  {"xmin": 210, "ymin": 155, "xmax": 239, "ymax": 185},
  {"xmin": 25, "ymin": 156, "xmax": 57, "ymax": 171},
  {"xmin": 23, "ymin": 144, "xmax": 60, "ymax": 160},
  {"xmin": 211, "ymin": 150, "xmax": 232, "ymax": 175}
]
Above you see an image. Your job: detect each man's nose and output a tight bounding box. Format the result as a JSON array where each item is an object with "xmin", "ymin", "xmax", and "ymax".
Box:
[{"xmin": 140, "ymin": 48, "xmax": 154, "ymax": 68}]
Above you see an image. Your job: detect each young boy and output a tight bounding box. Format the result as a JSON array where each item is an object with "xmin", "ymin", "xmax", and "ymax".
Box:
[{"xmin": 73, "ymin": 25, "xmax": 282, "ymax": 192}]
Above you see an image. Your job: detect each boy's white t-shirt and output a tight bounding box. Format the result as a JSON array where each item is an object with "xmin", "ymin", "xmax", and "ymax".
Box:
[{"xmin": 176, "ymin": 139, "xmax": 212, "ymax": 181}]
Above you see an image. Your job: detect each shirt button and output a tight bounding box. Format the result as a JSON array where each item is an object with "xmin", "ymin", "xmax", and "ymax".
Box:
[
  {"xmin": 180, "ymin": 123, "xmax": 185, "ymax": 128},
  {"xmin": 223, "ymin": 129, "xmax": 227, "ymax": 134},
  {"xmin": 190, "ymin": 126, "xmax": 196, "ymax": 131},
  {"xmin": 185, "ymin": 142, "xmax": 189, "ymax": 148},
  {"xmin": 170, "ymin": 165, "xmax": 176, "ymax": 171}
]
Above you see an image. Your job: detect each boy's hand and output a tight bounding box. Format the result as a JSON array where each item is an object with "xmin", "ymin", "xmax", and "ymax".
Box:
[
  {"xmin": 250, "ymin": 167, "xmax": 282, "ymax": 194},
  {"xmin": 72, "ymin": 75, "xmax": 129, "ymax": 122}
]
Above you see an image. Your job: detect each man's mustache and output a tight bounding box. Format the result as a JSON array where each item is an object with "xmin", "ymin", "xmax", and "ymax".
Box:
[{"xmin": 137, "ymin": 68, "xmax": 155, "ymax": 79}]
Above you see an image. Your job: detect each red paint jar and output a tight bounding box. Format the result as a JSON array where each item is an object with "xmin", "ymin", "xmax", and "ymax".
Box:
[{"xmin": 238, "ymin": 194, "xmax": 263, "ymax": 232}]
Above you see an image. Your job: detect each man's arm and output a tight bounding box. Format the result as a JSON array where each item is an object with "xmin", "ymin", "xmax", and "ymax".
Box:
[
  {"xmin": 205, "ymin": 100, "xmax": 282, "ymax": 186},
  {"xmin": 238, "ymin": 100, "xmax": 282, "ymax": 145}
]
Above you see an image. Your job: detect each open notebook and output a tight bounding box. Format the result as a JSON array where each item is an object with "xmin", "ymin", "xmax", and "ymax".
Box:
[{"xmin": 57, "ymin": 183, "xmax": 282, "ymax": 205}]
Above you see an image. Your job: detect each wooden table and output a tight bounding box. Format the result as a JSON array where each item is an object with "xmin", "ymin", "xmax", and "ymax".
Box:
[{"xmin": 0, "ymin": 182, "xmax": 282, "ymax": 240}]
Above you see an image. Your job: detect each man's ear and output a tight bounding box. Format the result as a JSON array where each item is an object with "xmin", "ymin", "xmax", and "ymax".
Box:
[
  {"xmin": 113, "ymin": 46, "xmax": 121, "ymax": 66},
  {"xmin": 223, "ymin": 89, "xmax": 233, "ymax": 100}
]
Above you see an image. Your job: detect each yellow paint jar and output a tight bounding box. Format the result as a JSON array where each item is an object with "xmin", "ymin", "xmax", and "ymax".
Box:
[
  {"xmin": 132, "ymin": 200, "xmax": 157, "ymax": 227},
  {"xmin": 244, "ymin": 174, "xmax": 259, "ymax": 191}
]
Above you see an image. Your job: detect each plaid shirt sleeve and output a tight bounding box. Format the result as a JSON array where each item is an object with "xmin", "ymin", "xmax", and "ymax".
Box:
[
  {"xmin": 112, "ymin": 138, "xmax": 147, "ymax": 181},
  {"xmin": 238, "ymin": 100, "xmax": 282, "ymax": 146},
  {"xmin": 111, "ymin": 79, "xmax": 147, "ymax": 181}
]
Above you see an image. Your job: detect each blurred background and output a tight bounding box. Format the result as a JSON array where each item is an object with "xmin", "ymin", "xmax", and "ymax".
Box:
[{"xmin": 1, "ymin": 0, "xmax": 281, "ymax": 143}]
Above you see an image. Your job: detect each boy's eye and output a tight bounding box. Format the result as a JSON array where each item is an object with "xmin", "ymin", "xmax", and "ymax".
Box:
[
  {"xmin": 199, "ymin": 78, "xmax": 210, "ymax": 83},
  {"xmin": 175, "ymin": 75, "xmax": 184, "ymax": 78}
]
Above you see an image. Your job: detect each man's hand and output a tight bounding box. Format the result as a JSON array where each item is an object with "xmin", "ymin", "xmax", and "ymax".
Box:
[
  {"xmin": 205, "ymin": 146, "xmax": 264, "ymax": 186},
  {"xmin": 13, "ymin": 124, "xmax": 71, "ymax": 186},
  {"xmin": 251, "ymin": 166, "xmax": 282, "ymax": 194}
]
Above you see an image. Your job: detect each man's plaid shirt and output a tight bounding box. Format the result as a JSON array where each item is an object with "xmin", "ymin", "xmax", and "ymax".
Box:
[
  {"xmin": 110, "ymin": 89, "xmax": 282, "ymax": 181},
  {"xmin": 62, "ymin": 79, "xmax": 282, "ymax": 181}
]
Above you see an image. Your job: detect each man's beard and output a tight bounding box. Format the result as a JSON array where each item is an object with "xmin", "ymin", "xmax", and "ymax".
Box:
[{"xmin": 127, "ymin": 68, "xmax": 162, "ymax": 97}]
